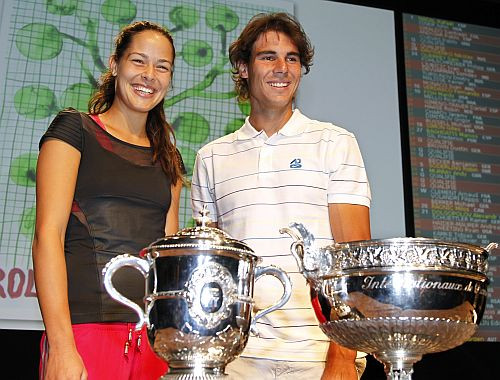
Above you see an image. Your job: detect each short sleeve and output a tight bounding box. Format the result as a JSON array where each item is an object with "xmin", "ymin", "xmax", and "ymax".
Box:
[
  {"xmin": 176, "ymin": 148, "xmax": 187, "ymax": 175},
  {"xmin": 39, "ymin": 108, "xmax": 83, "ymax": 152},
  {"xmin": 327, "ymin": 132, "xmax": 371, "ymax": 207},
  {"xmin": 191, "ymin": 150, "xmax": 218, "ymax": 220}
]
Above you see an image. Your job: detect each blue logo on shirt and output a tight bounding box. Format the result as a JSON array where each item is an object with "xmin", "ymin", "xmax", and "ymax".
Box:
[{"xmin": 290, "ymin": 158, "xmax": 302, "ymax": 168}]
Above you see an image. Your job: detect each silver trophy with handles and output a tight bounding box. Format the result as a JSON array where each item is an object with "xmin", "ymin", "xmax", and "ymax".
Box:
[
  {"xmin": 103, "ymin": 209, "xmax": 291, "ymax": 379},
  {"xmin": 281, "ymin": 222, "xmax": 496, "ymax": 380}
]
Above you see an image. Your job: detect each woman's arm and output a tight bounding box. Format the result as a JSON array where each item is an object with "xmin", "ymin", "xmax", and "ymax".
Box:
[
  {"xmin": 165, "ymin": 179, "xmax": 183, "ymax": 235},
  {"xmin": 32, "ymin": 139, "xmax": 87, "ymax": 380}
]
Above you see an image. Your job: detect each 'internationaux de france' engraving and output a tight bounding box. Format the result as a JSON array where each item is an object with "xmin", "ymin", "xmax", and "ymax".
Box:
[{"xmin": 361, "ymin": 275, "xmax": 487, "ymax": 295}]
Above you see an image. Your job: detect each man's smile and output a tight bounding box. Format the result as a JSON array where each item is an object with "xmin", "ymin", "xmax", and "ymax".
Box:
[{"xmin": 268, "ymin": 82, "xmax": 290, "ymax": 88}]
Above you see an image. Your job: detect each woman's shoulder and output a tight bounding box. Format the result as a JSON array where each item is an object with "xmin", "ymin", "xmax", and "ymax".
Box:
[
  {"xmin": 55, "ymin": 107, "xmax": 85, "ymax": 121},
  {"xmin": 49, "ymin": 107, "xmax": 86, "ymax": 128},
  {"xmin": 40, "ymin": 108, "xmax": 85, "ymax": 151}
]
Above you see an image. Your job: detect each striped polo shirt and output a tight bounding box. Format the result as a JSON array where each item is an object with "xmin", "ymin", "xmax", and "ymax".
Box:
[{"xmin": 191, "ymin": 109, "xmax": 371, "ymax": 361}]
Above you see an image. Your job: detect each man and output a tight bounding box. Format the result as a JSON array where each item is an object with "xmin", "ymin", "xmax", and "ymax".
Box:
[{"xmin": 191, "ymin": 12, "xmax": 371, "ymax": 379}]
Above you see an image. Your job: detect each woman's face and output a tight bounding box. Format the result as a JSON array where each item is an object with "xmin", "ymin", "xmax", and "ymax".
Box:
[{"xmin": 110, "ymin": 30, "xmax": 174, "ymax": 115}]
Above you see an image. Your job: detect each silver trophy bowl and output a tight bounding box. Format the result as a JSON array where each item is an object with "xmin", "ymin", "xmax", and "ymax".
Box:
[
  {"xmin": 280, "ymin": 222, "xmax": 497, "ymax": 380},
  {"xmin": 102, "ymin": 209, "xmax": 291, "ymax": 379}
]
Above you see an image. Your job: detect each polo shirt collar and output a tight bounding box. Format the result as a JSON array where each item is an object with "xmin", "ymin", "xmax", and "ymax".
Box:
[
  {"xmin": 235, "ymin": 109, "xmax": 307, "ymax": 140},
  {"xmin": 278, "ymin": 109, "xmax": 307, "ymax": 136},
  {"xmin": 235, "ymin": 118, "xmax": 265, "ymax": 140}
]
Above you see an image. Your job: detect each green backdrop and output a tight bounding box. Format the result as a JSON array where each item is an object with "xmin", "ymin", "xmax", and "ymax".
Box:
[{"xmin": 0, "ymin": 0, "xmax": 291, "ymax": 327}]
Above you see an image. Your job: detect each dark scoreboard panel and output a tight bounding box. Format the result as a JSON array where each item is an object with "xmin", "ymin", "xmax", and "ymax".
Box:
[{"xmin": 403, "ymin": 14, "xmax": 500, "ymax": 340}]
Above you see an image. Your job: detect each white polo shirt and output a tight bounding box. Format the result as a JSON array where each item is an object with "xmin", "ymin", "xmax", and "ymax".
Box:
[{"xmin": 191, "ymin": 109, "xmax": 371, "ymax": 361}]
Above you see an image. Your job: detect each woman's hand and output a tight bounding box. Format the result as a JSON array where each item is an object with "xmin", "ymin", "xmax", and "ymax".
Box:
[{"xmin": 44, "ymin": 347, "xmax": 87, "ymax": 380}]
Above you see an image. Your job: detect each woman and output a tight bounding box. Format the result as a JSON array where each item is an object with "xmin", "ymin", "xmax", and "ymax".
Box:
[{"xmin": 32, "ymin": 21, "xmax": 183, "ymax": 380}]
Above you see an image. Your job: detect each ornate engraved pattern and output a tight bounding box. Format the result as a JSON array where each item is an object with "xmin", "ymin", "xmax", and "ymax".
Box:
[
  {"xmin": 324, "ymin": 243, "xmax": 489, "ymax": 274},
  {"xmin": 282, "ymin": 223, "xmax": 490, "ymax": 277},
  {"xmin": 153, "ymin": 325, "xmax": 246, "ymax": 376},
  {"xmin": 161, "ymin": 374, "xmax": 222, "ymax": 380},
  {"xmin": 320, "ymin": 317, "xmax": 477, "ymax": 357},
  {"xmin": 150, "ymin": 243, "xmax": 254, "ymax": 255},
  {"xmin": 161, "ymin": 374, "xmax": 223, "ymax": 380},
  {"xmin": 185, "ymin": 262, "xmax": 238, "ymax": 329},
  {"xmin": 146, "ymin": 219, "xmax": 256, "ymax": 258}
]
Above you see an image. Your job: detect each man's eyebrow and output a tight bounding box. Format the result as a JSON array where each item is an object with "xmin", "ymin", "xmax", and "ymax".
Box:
[
  {"xmin": 254, "ymin": 50, "xmax": 300, "ymax": 57},
  {"xmin": 255, "ymin": 50, "xmax": 277, "ymax": 56}
]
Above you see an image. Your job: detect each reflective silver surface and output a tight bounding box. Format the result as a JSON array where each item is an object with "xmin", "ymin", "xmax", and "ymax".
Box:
[
  {"xmin": 103, "ymin": 210, "xmax": 291, "ymax": 378},
  {"xmin": 281, "ymin": 222, "xmax": 497, "ymax": 380}
]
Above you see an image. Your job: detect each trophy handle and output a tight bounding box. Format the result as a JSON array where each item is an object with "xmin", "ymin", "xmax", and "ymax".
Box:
[
  {"xmin": 250, "ymin": 265, "xmax": 292, "ymax": 336},
  {"xmin": 102, "ymin": 254, "xmax": 151, "ymax": 330},
  {"xmin": 484, "ymin": 242, "xmax": 498, "ymax": 252},
  {"xmin": 280, "ymin": 223, "xmax": 322, "ymax": 274}
]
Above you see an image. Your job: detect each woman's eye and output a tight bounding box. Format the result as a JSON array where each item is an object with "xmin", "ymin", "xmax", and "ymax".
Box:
[{"xmin": 132, "ymin": 59, "xmax": 144, "ymax": 64}]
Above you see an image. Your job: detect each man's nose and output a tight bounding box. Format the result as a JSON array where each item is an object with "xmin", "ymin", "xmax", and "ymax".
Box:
[{"xmin": 273, "ymin": 57, "xmax": 288, "ymax": 74}]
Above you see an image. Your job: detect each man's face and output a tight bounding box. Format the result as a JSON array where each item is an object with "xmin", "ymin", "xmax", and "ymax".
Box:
[{"xmin": 239, "ymin": 31, "xmax": 302, "ymax": 112}]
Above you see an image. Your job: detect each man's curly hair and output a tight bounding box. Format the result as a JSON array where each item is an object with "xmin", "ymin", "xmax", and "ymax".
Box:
[{"xmin": 228, "ymin": 12, "xmax": 314, "ymax": 101}]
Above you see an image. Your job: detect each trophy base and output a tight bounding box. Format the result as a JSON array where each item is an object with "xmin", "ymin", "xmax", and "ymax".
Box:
[
  {"xmin": 161, "ymin": 375, "xmax": 226, "ymax": 380},
  {"xmin": 320, "ymin": 317, "xmax": 478, "ymax": 380},
  {"xmin": 161, "ymin": 366, "xmax": 227, "ymax": 379}
]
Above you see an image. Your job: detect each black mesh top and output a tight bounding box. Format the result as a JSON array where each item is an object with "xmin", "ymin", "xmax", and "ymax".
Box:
[{"xmin": 40, "ymin": 108, "xmax": 175, "ymax": 324}]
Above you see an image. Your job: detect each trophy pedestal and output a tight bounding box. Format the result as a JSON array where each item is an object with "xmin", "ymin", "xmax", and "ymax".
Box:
[
  {"xmin": 161, "ymin": 366, "xmax": 227, "ymax": 379},
  {"xmin": 319, "ymin": 309, "xmax": 480, "ymax": 379}
]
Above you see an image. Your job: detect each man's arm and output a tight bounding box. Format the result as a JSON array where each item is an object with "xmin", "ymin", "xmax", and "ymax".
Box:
[
  {"xmin": 322, "ymin": 203, "xmax": 371, "ymax": 380},
  {"xmin": 329, "ymin": 204, "xmax": 370, "ymax": 243}
]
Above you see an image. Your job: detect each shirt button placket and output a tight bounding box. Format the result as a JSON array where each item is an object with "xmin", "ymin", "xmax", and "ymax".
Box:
[{"xmin": 258, "ymin": 140, "xmax": 273, "ymax": 185}]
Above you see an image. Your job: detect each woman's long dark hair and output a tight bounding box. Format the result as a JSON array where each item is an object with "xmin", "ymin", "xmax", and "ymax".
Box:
[{"xmin": 89, "ymin": 21, "xmax": 183, "ymax": 185}]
